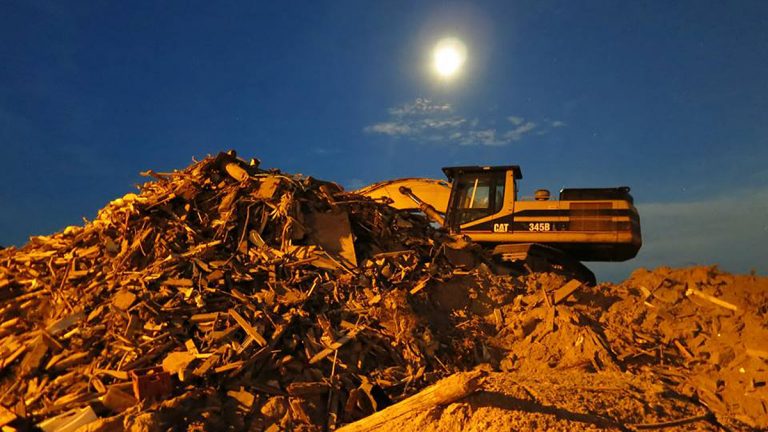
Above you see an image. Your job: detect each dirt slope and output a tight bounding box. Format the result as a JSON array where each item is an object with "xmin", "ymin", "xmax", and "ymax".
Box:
[{"xmin": 357, "ymin": 266, "xmax": 768, "ymax": 431}]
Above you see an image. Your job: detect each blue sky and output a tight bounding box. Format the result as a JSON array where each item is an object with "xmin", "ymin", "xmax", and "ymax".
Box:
[{"xmin": 2, "ymin": 1, "xmax": 766, "ymax": 281}]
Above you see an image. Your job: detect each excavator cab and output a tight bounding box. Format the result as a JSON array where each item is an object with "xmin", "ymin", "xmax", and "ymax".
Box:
[{"xmin": 442, "ymin": 166, "xmax": 520, "ymax": 232}]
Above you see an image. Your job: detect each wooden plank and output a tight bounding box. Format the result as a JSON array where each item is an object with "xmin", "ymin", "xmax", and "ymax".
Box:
[
  {"xmin": 553, "ymin": 279, "xmax": 582, "ymax": 304},
  {"xmin": 1, "ymin": 344, "xmax": 27, "ymax": 370},
  {"xmin": 336, "ymin": 371, "xmax": 484, "ymax": 432},
  {"xmin": 309, "ymin": 328, "xmax": 361, "ymax": 365},
  {"xmin": 228, "ymin": 309, "xmax": 267, "ymax": 347},
  {"xmin": 685, "ymin": 287, "xmax": 738, "ymax": 312},
  {"xmin": 45, "ymin": 312, "xmax": 85, "ymax": 336},
  {"xmin": 0, "ymin": 405, "xmax": 17, "ymax": 427}
]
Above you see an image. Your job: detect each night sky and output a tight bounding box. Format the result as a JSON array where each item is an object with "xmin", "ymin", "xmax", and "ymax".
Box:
[{"xmin": 2, "ymin": 1, "xmax": 767, "ymax": 281}]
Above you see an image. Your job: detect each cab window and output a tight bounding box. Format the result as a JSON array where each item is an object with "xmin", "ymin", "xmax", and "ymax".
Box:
[{"xmin": 452, "ymin": 172, "xmax": 505, "ymax": 225}]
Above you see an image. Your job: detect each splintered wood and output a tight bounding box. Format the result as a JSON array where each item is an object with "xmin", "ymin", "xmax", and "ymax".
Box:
[
  {"xmin": 0, "ymin": 151, "xmax": 475, "ymax": 431},
  {"xmin": 337, "ymin": 370, "xmax": 484, "ymax": 432}
]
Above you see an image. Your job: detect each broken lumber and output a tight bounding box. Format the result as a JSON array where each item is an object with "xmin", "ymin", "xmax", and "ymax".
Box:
[{"xmin": 336, "ymin": 370, "xmax": 484, "ymax": 432}]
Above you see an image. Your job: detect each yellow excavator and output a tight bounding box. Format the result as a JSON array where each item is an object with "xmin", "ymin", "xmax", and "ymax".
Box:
[{"xmin": 357, "ymin": 165, "xmax": 642, "ymax": 284}]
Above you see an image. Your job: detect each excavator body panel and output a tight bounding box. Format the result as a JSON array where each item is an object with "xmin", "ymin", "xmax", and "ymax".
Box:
[{"xmin": 443, "ymin": 166, "xmax": 641, "ymax": 262}]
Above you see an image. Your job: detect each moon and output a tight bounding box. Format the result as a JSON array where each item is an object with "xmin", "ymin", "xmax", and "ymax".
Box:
[{"xmin": 432, "ymin": 38, "xmax": 467, "ymax": 79}]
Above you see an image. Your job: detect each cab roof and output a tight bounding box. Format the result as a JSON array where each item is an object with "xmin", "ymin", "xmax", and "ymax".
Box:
[{"xmin": 441, "ymin": 165, "xmax": 523, "ymax": 181}]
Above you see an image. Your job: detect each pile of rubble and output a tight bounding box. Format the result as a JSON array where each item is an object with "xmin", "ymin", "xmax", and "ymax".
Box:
[
  {"xmin": 0, "ymin": 152, "xmax": 766, "ymax": 431},
  {"xmin": 0, "ymin": 152, "xmax": 487, "ymax": 431},
  {"xmin": 420, "ymin": 267, "xmax": 768, "ymax": 430},
  {"xmin": 602, "ymin": 267, "xmax": 768, "ymax": 429}
]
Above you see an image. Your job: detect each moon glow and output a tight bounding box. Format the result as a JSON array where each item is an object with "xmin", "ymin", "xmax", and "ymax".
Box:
[{"xmin": 432, "ymin": 38, "xmax": 467, "ymax": 79}]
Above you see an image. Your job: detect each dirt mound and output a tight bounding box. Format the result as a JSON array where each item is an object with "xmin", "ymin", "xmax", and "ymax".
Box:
[
  {"xmin": 340, "ymin": 266, "xmax": 767, "ymax": 431},
  {"xmin": 602, "ymin": 267, "xmax": 768, "ymax": 429},
  {"xmin": 370, "ymin": 371, "xmax": 716, "ymax": 432},
  {"xmin": 0, "ymin": 153, "xmax": 765, "ymax": 431}
]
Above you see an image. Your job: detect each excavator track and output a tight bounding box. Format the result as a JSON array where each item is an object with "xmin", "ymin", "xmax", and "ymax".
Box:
[{"xmin": 491, "ymin": 243, "xmax": 597, "ymax": 286}]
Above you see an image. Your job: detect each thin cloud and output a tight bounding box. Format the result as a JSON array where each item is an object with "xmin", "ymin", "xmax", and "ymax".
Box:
[
  {"xmin": 504, "ymin": 121, "xmax": 537, "ymax": 141},
  {"xmin": 461, "ymin": 129, "xmax": 507, "ymax": 146},
  {"xmin": 365, "ymin": 99, "xmax": 563, "ymax": 146},
  {"xmin": 366, "ymin": 122, "xmax": 413, "ymax": 136},
  {"xmin": 389, "ymin": 98, "xmax": 452, "ymax": 116}
]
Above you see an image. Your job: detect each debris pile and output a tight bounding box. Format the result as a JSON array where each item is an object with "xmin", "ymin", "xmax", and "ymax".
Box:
[
  {"xmin": 0, "ymin": 152, "xmax": 486, "ymax": 431},
  {"xmin": 348, "ymin": 267, "xmax": 768, "ymax": 431},
  {"xmin": 0, "ymin": 152, "xmax": 766, "ymax": 431},
  {"xmin": 601, "ymin": 267, "xmax": 768, "ymax": 429}
]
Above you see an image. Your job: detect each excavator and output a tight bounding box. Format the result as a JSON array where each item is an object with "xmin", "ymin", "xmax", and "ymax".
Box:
[{"xmin": 356, "ymin": 165, "xmax": 642, "ymax": 285}]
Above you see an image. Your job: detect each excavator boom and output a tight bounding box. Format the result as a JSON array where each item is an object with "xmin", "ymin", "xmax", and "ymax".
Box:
[{"xmin": 355, "ymin": 178, "xmax": 452, "ymax": 213}]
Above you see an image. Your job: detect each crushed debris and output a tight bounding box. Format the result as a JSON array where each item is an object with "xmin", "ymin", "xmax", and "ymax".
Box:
[
  {"xmin": 340, "ymin": 266, "xmax": 768, "ymax": 431},
  {"xmin": 0, "ymin": 152, "xmax": 766, "ymax": 431}
]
